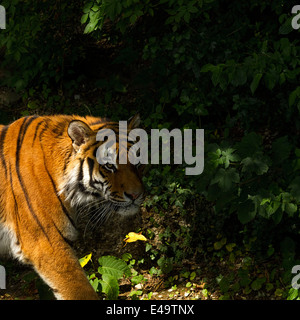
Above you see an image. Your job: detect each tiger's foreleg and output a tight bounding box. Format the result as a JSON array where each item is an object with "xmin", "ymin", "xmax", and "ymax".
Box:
[{"xmin": 22, "ymin": 237, "xmax": 98, "ymax": 300}]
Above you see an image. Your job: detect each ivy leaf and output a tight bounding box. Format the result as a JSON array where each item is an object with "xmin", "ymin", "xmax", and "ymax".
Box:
[
  {"xmin": 211, "ymin": 168, "xmax": 240, "ymax": 192},
  {"xmin": 260, "ymin": 197, "xmax": 281, "ymax": 219},
  {"xmin": 251, "ymin": 277, "xmax": 266, "ymax": 291},
  {"xmin": 220, "ymin": 148, "xmax": 240, "ymax": 168}
]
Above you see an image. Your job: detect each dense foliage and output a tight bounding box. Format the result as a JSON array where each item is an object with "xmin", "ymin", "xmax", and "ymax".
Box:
[{"xmin": 1, "ymin": 0, "xmax": 300, "ymax": 299}]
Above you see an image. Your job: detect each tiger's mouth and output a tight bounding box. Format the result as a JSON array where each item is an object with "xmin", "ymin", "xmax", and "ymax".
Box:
[
  {"xmin": 81, "ymin": 198, "xmax": 142, "ymax": 230},
  {"xmin": 110, "ymin": 200, "xmax": 141, "ymax": 216}
]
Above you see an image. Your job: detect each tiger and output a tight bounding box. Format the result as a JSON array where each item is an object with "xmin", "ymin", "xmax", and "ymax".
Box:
[{"xmin": 0, "ymin": 114, "xmax": 145, "ymax": 300}]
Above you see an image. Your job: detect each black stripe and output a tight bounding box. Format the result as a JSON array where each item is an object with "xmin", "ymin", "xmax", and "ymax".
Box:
[
  {"xmin": 15, "ymin": 117, "xmax": 50, "ymax": 242},
  {"xmin": 45, "ymin": 155, "xmax": 76, "ymax": 226},
  {"xmin": 78, "ymin": 182, "xmax": 100, "ymax": 197},
  {"xmin": 38, "ymin": 120, "xmax": 49, "ymax": 143},
  {"xmin": 0, "ymin": 125, "xmax": 9, "ymax": 177},
  {"xmin": 53, "ymin": 221, "xmax": 73, "ymax": 245},
  {"xmin": 62, "ymin": 148, "xmax": 73, "ymax": 174},
  {"xmin": 31, "ymin": 119, "xmax": 43, "ymax": 147},
  {"xmin": 40, "ymin": 142, "xmax": 76, "ymax": 229},
  {"xmin": 98, "ymin": 167, "xmax": 106, "ymax": 179},
  {"xmin": 89, "ymin": 119, "xmax": 111, "ymax": 126},
  {"xmin": 93, "ymin": 147, "xmax": 97, "ymax": 159},
  {"xmin": 78, "ymin": 159, "xmax": 84, "ymax": 182},
  {"xmin": 89, "ymin": 120, "xmax": 104, "ymax": 126},
  {"xmin": 87, "ymin": 157, "xmax": 94, "ymax": 180},
  {"xmin": 94, "ymin": 179, "xmax": 104, "ymax": 187},
  {"xmin": 8, "ymin": 161, "xmax": 21, "ymax": 242},
  {"xmin": 15, "ymin": 116, "xmax": 37, "ymax": 160},
  {"xmin": 87, "ymin": 157, "xmax": 102, "ymax": 191},
  {"xmin": 82, "ymin": 141, "xmax": 100, "ymax": 154}
]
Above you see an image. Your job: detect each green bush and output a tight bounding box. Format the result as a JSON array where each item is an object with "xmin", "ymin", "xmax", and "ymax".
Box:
[{"xmin": 0, "ymin": 0, "xmax": 84, "ymax": 91}]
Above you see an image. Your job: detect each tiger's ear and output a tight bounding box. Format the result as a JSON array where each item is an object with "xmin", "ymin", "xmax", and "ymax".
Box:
[
  {"xmin": 128, "ymin": 114, "xmax": 141, "ymax": 129},
  {"xmin": 68, "ymin": 120, "xmax": 93, "ymax": 151}
]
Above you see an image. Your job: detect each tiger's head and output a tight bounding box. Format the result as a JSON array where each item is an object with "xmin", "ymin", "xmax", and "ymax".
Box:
[{"xmin": 60, "ymin": 115, "xmax": 145, "ymax": 228}]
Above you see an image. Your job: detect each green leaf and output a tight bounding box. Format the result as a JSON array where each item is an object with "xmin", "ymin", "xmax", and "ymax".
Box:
[
  {"xmin": 216, "ymin": 275, "xmax": 229, "ymax": 293},
  {"xmin": 284, "ymin": 202, "xmax": 298, "ymax": 216},
  {"xmin": 237, "ymin": 199, "xmax": 256, "ymax": 224},
  {"xmin": 250, "ymin": 73, "xmax": 262, "ymax": 94},
  {"xmin": 211, "ymin": 168, "xmax": 240, "ymax": 192},
  {"xmin": 214, "ymin": 237, "xmax": 227, "ymax": 250},
  {"xmin": 289, "ymin": 177, "xmax": 300, "ymax": 202},
  {"xmin": 235, "ymin": 133, "xmax": 262, "ymax": 158},
  {"xmin": 130, "ymin": 14, "xmax": 137, "ymax": 24},
  {"xmin": 84, "ymin": 22, "xmax": 94, "ymax": 34},
  {"xmin": 83, "ymin": 2, "xmax": 93, "ymax": 13},
  {"xmin": 287, "ymin": 288, "xmax": 299, "ymax": 300},
  {"xmin": 264, "ymin": 72, "xmax": 276, "ymax": 90},
  {"xmin": 220, "ymin": 148, "xmax": 240, "ymax": 168},
  {"xmin": 261, "ymin": 199, "xmax": 280, "ymax": 219},
  {"xmin": 211, "ymin": 66, "xmax": 221, "ymax": 87},
  {"xmin": 98, "ymin": 255, "xmax": 131, "ymax": 279},
  {"xmin": 99, "ymin": 274, "xmax": 119, "ymax": 300},
  {"xmin": 289, "ymin": 87, "xmax": 300, "ymax": 107},
  {"xmin": 157, "ymin": 256, "xmax": 173, "ymax": 274},
  {"xmin": 241, "ymin": 154, "xmax": 269, "ymax": 175},
  {"xmin": 200, "ymin": 63, "xmax": 218, "ymax": 73},
  {"xmin": 272, "ymin": 136, "xmax": 292, "ymax": 164},
  {"xmin": 81, "ymin": 13, "xmax": 89, "ymax": 24},
  {"xmin": 251, "ymin": 277, "xmax": 266, "ymax": 291},
  {"xmin": 121, "ymin": 253, "xmax": 132, "ymax": 262},
  {"xmin": 279, "ymin": 17, "xmax": 294, "ymax": 35},
  {"xmin": 231, "ymin": 68, "xmax": 247, "ymax": 87},
  {"xmin": 89, "ymin": 278, "xmax": 99, "ymax": 292}
]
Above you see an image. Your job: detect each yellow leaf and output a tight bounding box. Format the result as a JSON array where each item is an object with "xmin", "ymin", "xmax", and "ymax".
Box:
[
  {"xmin": 79, "ymin": 253, "xmax": 92, "ymax": 268},
  {"xmin": 124, "ymin": 232, "xmax": 147, "ymax": 243}
]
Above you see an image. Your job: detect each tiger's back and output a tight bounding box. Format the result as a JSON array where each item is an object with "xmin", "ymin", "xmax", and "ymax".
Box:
[{"xmin": 0, "ymin": 114, "xmax": 144, "ymax": 299}]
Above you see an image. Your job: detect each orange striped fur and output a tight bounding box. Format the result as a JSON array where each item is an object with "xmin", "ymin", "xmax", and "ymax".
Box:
[{"xmin": 0, "ymin": 115, "xmax": 144, "ymax": 299}]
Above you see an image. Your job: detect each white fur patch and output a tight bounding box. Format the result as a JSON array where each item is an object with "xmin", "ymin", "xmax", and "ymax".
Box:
[{"xmin": 0, "ymin": 223, "xmax": 26, "ymax": 262}]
